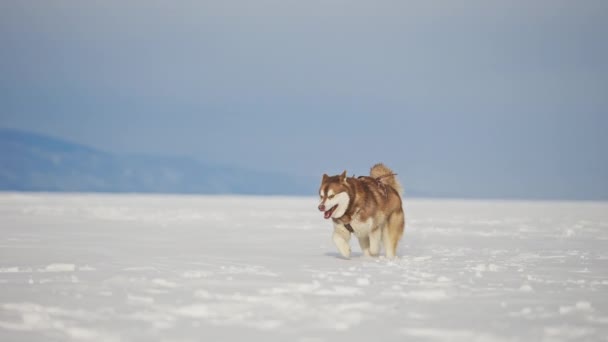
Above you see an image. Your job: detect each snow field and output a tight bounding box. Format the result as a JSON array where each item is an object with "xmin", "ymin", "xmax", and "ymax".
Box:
[{"xmin": 1, "ymin": 193, "xmax": 607, "ymax": 341}]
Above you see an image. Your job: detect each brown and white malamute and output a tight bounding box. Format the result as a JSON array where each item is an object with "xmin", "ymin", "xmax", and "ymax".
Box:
[{"xmin": 318, "ymin": 163, "xmax": 405, "ymax": 258}]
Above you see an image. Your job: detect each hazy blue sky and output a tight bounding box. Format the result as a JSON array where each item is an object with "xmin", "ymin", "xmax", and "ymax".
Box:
[{"xmin": 1, "ymin": 0, "xmax": 607, "ymax": 199}]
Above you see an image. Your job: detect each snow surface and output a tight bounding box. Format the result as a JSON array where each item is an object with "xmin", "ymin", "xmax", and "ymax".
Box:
[{"xmin": 1, "ymin": 193, "xmax": 607, "ymax": 342}]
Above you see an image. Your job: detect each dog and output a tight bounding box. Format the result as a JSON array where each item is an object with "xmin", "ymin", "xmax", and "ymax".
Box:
[{"xmin": 318, "ymin": 163, "xmax": 405, "ymax": 258}]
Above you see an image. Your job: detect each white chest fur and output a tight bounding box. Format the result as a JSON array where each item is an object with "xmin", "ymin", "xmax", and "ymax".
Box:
[{"xmin": 349, "ymin": 215, "xmax": 374, "ymax": 238}]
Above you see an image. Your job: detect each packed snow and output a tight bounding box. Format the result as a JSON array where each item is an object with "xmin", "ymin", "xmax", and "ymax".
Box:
[{"xmin": 1, "ymin": 193, "xmax": 607, "ymax": 341}]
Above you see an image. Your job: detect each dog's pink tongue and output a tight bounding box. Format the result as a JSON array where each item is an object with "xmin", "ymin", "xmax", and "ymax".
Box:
[{"xmin": 324, "ymin": 210, "xmax": 332, "ymax": 219}]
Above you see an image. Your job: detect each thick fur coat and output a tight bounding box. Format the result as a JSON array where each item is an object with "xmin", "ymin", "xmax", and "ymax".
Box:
[{"xmin": 318, "ymin": 163, "xmax": 405, "ymax": 258}]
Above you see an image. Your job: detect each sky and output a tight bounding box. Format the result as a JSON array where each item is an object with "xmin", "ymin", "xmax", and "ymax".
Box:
[{"xmin": 1, "ymin": 0, "xmax": 607, "ymax": 199}]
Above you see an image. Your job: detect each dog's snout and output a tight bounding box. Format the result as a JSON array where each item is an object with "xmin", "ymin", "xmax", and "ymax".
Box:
[{"xmin": 318, "ymin": 204, "xmax": 326, "ymax": 212}]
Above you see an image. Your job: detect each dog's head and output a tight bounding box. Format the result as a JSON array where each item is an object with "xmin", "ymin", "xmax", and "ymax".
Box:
[{"xmin": 318, "ymin": 170, "xmax": 350, "ymax": 220}]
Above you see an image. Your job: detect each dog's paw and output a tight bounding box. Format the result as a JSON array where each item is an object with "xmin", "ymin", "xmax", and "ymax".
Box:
[{"xmin": 339, "ymin": 248, "xmax": 351, "ymax": 259}]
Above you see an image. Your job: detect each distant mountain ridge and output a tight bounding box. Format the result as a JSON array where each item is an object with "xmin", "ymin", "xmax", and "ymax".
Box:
[{"xmin": 0, "ymin": 129, "xmax": 311, "ymax": 195}]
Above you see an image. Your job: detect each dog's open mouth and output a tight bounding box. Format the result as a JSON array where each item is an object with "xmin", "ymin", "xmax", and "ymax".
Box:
[{"xmin": 324, "ymin": 205, "xmax": 338, "ymax": 219}]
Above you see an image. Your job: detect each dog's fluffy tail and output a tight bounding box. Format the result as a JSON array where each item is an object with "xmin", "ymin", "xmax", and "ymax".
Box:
[{"xmin": 370, "ymin": 163, "xmax": 403, "ymax": 196}]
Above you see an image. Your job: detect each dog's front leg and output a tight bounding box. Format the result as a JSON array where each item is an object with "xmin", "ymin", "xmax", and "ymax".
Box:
[
  {"xmin": 332, "ymin": 224, "xmax": 351, "ymax": 258},
  {"xmin": 369, "ymin": 227, "xmax": 382, "ymax": 256},
  {"xmin": 358, "ymin": 237, "xmax": 371, "ymax": 257}
]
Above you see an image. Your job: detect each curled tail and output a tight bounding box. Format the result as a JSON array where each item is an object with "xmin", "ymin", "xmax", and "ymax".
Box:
[{"xmin": 370, "ymin": 163, "xmax": 403, "ymax": 196}]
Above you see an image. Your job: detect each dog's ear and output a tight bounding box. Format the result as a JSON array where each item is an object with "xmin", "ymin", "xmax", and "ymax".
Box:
[
  {"xmin": 340, "ymin": 170, "xmax": 347, "ymax": 183},
  {"xmin": 322, "ymin": 173, "xmax": 328, "ymax": 182}
]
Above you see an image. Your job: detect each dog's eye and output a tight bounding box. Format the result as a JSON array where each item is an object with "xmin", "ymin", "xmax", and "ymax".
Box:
[{"xmin": 328, "ymin": 195, "xmax": 335, "ymax": 199}]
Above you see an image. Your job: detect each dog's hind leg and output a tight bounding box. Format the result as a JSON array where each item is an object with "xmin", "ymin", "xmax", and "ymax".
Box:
[
  {"xmin": 383, "ymin": 211, "xmax": 405, "ymax": 258},
  {"xmin": 332, "ymin": 224, "xmax": 352, "ymax": 258},
  {"xmin": 368, "ymin": 227, "xmax": 382, "ymax": 256},
  {"xmin": 358, "ymin": 237, "xmax": 371, "ymax": 256}
]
